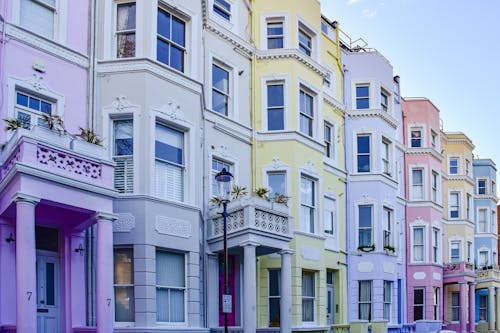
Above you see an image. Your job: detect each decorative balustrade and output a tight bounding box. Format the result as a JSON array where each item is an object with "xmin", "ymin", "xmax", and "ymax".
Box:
[
  {"xmin": 443, "ymin": 262, "xmax": 475, "ymax": 275},
  {"xmin": 208, "ymin": 197, "xmax": 292, "ymax": 241},
  {"xmin": 0, "ymin": 126, "xmax": 113, "ymax": 188},
  {"xmin": 476, "ymin": 266, "xmax": 500, "ymax": 281},
  {"xmin": 328, "ymin": 324, "xmax": 350, "ymax": 333}
]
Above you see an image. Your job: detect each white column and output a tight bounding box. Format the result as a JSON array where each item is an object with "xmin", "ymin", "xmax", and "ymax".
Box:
[
  {"xmin": 280, "ymin": 249, "xmax": 294, "ymax": 333},
  {"xmin": 95, "ymin": 213, "xmax": 116, "ymax": 333},
  {"xmin": 489, "ymin": 286, "xmax": 495, "ymax": 331},
  {"xmin": 468, "ymin": 283, "xmax": 475, "ymax": 333},
  {"xmin": 496, "ymin": 287, "xmax": 500, "ymax": 331},
  {"xmin": 243, "ymin": 242, "xmax": 258, "ymax": 333},
  {"xmin": 15, "ymin": 194, "xmax": 39, "ymax": 333}
]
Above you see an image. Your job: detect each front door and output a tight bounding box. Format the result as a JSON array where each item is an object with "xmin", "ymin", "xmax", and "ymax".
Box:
[
  {"xmin": 326, "ymin": 271, "xmax": 335, "ymax": 325},
  {"xmin": 36, "ymin": 253, "xmax": 60, "ymax": 333}
]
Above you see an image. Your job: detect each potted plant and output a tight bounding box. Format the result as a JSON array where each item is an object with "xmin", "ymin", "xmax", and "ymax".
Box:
[
  {"xmin": 254, "ymin": 187, "xmax": 270, "ymax": 200},
  {"xmin": 231, "ymin": 185, "xmax": 248, "ymax": 199},
  {"xmin": 4, "ymin": 118, "xmax": 28, "ymax": 131},
  {"xmin": 357, "ymin": 244, "xmax": 375, "ymax": 252},
  {"xmin": 41, "ymin": 114, "xmax": 65, "ymax": 134},
  {"xmin": 383, "ymin": 245, "xmax": 396, "ymax": 253},
  {"xmin": 78, "ymin": 127, "xmax": 102, "ymax": 145},
  {"xmin": 273, "ymin": 193, "xmax": 290, "ymax": 206}
]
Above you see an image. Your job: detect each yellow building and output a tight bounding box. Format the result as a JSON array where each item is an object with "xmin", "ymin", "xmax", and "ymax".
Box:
[
  {"xmin": 441, "ymin": 132, "xmax": 476, "ymax": 333},
  {"xmin": 249, "ymin": 0, "xmax": 348, "ymax": 330}
]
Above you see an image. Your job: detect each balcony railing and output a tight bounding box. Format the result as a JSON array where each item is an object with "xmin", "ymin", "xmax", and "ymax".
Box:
[
  {"xmin": 476, "ymin": 265, "xmax": 500, "ymax": 281},
  {"xmin": 443, "ymin": 262, "xmax": 475, "ymax": 275},
  {"xmin": 0, "ymin": 126, "xmax": 113, "ymax": 188},
  {"xmin": 208, "ymin": 197, "xmax": 292, "ymax": 241}
]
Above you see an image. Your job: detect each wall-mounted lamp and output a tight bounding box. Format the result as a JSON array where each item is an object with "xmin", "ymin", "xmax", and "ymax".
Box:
[
  {"xmin": 332, "ymin": 21, "xmax": 338, "ymax": 29},
  {"xmin": 5, "ymin": 233, "xmax": 15, "ymax": 244},
  {"xmin": 74, "ymin": 244, "xmax": 84, "ymax": 256}
]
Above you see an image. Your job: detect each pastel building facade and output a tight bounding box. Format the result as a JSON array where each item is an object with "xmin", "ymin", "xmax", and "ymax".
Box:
[
  {"xmin": 402, "ymin": 98, "xmax": 444, "ymax": 331},
  {"xmin": 94, "ymin": 0, "xmax": 207, "ymax": 331},
  {"xmin": 473, "ymin": 159, "xmax": 500, "ymax": 333},
  {"xmin": 0, "ymin": 1, "xmax": 117, "ymax": 333},
  {"xmin": 250, "ymin": 0, "xmax": 348, "ymax": 331},
  {"xmin": 441, "ymin": 132, "xmax": 476, "ymax": 333},
  {"xmin": 342, "ymin": 46, "xmax": 407, "ymax": 331}
]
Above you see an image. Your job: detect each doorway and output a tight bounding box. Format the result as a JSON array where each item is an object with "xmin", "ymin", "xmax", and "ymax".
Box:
[{"xmin": 327, "ymin": 271, "xmax": 335, "ymax": 325}]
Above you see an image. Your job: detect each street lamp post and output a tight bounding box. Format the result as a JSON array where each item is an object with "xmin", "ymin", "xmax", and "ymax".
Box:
[{"xmin": 215, "ymin": 168, "xmax": 233, "ymax": 333}]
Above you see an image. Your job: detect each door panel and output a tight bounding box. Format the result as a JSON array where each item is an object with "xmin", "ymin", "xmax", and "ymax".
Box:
[
  {"xmin": 327, "ymin": 285, "xmax": 335, "ymax": 324},
  {"xmin": 37, "ymin": 254, "xmax": 60, "ymax": 333}
]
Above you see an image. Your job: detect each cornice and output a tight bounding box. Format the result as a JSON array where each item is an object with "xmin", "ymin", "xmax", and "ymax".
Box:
[
  {"xmin": 442, "ymin": 174, "xmax": 475, "ymax": 185},
  {"xmin": 4, "ymin": 23, "xmax": 89, "ymax": 68},
  {"xmin": 96, "ymin": 58, "xmax": 203, "ymax": 95},
  {"xmin": 406, "ymin": 148, "xmax": 444, "ymax": 161},
  {"xmin": 323, "ymin": 94, "xmax": 345, "ymax": 113},
  {"xmin": 205, "ymin": 23, "xmax": 254, "ymax": 57},
  {"xmin": 255, "ymin": 48, "xmax": 329, "ymax": 77},
  {"xmin": 255, "ymin": 130, "xmax": 325, "ymax": 154},
  {"xmin": 206, "ymin": 111, "xmax": 253, "ymax": 144},
  {"xmin": 346, "ymin": 108, "xmax": 399, "ymax": 129},
  {"xmin": 473, "ymin": 194, "xmax": 499, "ymax": 203}
]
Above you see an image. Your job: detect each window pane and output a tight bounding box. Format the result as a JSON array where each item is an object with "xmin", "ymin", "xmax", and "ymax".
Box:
[
  {"xmin": 29, "ymin": 97, "xmax": 40, "ymax": 111},
  {"xmin": 170, "ymin": 45, "xmax": 184, "ymax": 72},
  {"xmin": 157, "ymin": 251, "xmax": 184, "ymax": 287},
  {"xmin": 157, "ymin": 9, "xmax": 170, "ymax": 39},
  {"xmin": 269, "ymin": 270, "xmax": 280, "ymax": 296},
  {"xmin": 359, "ymin": 206, "xmax": 372, "ymax": 228},
  {"xmin": 268, "ymin": 108, "xmax": 284, "ymax": 131},
  {"xmin": 46, "ymin": 262, "xmax": 55, "ymax": 306},
  {"xmin": 268, "ymin": 172, "xmax": 286, "ymax": 198},
  {"xmin": 155, "ymin": 124, "xmax": 183, "ymax": 164},
  {"xmin": 17, "ymin": 111, "xmax": 31, "ymax": 128},
  {"xmin": 114, "ymin": 248, "xmax": 133, "ymax": 284},
  {"xmin": 17, "ymin": 92, "xmax": 29, "ymax": 106},
  {"xmin": 170, "ymin": 289, "xmax": 185, "ymax": 322},
  {"xmin": 20, "ymin": 0, "xmax": 55, "ymax": 39},
  {"xmin": 156, "ymin": 288, "xmax": 170, "ymax": 321},
  {"xmin": 171, "ymin": 16, "xmax": 185, "ymax": 46},
  {"xmin": 115, "ymin": 286, "xmax": 135, "ymax": 322},
  {"xmin": 268, "ymin": 38, "xmax": 284, "ymax": 49},
  {"xmin": 212, "ymin": 90, "xmax": 228, "ymax": 115},
  {"xmin": 356, "ymin": 98, "xmax": 369, "ymax": 109},
  {"xmin": 213, "ymin": 64, "xmax": 229, "ymax": 93},
  {"xmin": 268, "ymin": 85, "xmax": 284, "ymax": 107},
  {"xmin": 357, "ymin": 136, "xmax": 370, "ymax": 154},
  {"xmin": 114, "ymin": 120, "xmax": 133, "ymax": 156},
  {"xmin": 267, "ymin": 23, "xmax": 283, "ymax": 35},
  {"xmin": 157, "ymin": 38, "xmax": 170, "ymax": 65},
  {"xmin": 117, "ymin": 33, "xmax": 136, "ymax": 58},
  {"xmin": 356, "ymin": 86, "xmax": 369, "ymax": 98},
  {"xmin": 269, "ymin": 298, "xmax": 280, "ymax": 326},
  {"xmin": 117, "ymin": 3, "xmax": 136, "ymax": 30}
]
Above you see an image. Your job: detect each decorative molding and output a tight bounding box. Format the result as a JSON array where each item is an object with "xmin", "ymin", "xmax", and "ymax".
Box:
[
  {"xmin": 107, "ymin": 95, "xmax": 138, "ymax": 113},
  {"xmin": 5, "ymin": 23, "xmax": 89, "ymax": 68},
  {"xmin": 155, "ymin": 216, "xmax": 192, "ymax": 239},
  {"xmin": 154, "ymin": 99, "xmax": 186, "ymax": 122},
  {"xmin": 357, "ymin": 261, "xmax": 374, "ymax": 273},
  {"xmin": 413, "ymin": 272, "xmax": 426, "ymax": 280},
  {"xmin": 383, "ymin": 262, "xmax": 395, "ymax": 274},
  {"xmin": 256, "ymin": 48, "xmax": 328, "ymax": 77},
  {"xmin": 37, "ymin": 146, "xmax": 102, "ymax": 180},
  {"xmin": 113, "ymin": 213, "xmax": 136, "ymax": 232},
  {"xmin": 346, "ymin": 108, "xmax": 399, "ymax": 129},
  {"xmin": 323, "ymin": 94, "xmax": 345, "ymax": 112},
  {"xmin": 270, "ymin": 157, "xmax": 288, "ymax": 170},
  {"xmin": 205, "ymin": 24, "xmax": 253, "ymax": 57},
  {"xmin": 300, "ymin": 246, "xmax": 321, "ymax": 261}
]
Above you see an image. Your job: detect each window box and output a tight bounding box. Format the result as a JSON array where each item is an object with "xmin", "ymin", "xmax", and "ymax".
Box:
[
  {"xmin": 358, "ymin": 244, "xmax": 375, "ymax": 253},
  {"xmin": 383, "ymin": 245, "xmax": 395, "ymax": 253}
]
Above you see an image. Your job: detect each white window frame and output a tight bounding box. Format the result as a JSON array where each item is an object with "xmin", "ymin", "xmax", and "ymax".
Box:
[
  {"xmin": 411, "ymin": 168, "xmax": 425, "ymax": 201},
  {"xmin": 383, "ymin": 207, "xmax": 393, "ymax": 249},
  {"xmin": 156, "ymin": 6, "xmax": 188, "ymax": 73},
  {"xmin": 466, "ymin": 193, "xmax": 472, "ymax": 220},
  {"xmin": 262, "ymin": 75, "xmax": 289, "ymax": 132},
  {"xmin": 324, "ymin": 196, "xmax": 337, "ymax": 236},
  {"xmin": 113, "ymin": 118, "xmax": 134, "ymax": 194},
  {"xmin": 410, "ymin": 127, "xmax": 423, "ymax": 148},
  {"xmin": 212, "ymin": 0, "xmax": 232, "ymax": 21},
  {"xmin": 300, "ymin": 174, "xmax": 317, "ymax": 234},
  {"xmin": 477, "ymin": 178, "xmax": 488, "ymax": 195},
  {"xmin": 431, "ymin": 170, "xmax": 439, "ymax": 203},
  {"xmin": 433, "ymin": 287, "xmax": 439, "ymax": 320},
  {"xmin": 431, "ymin": 129, "xmax": 438, "ymax": 150},
  {"xmin": 266, "ymin": 20, "xmax": 284, "ymax": 49},
  {"xmin": 356, "ymin": 133, "xmax": 372, "ymax": 174},
  {"xmin": 449, "ymin": 191, "xmax": 460, "ymax": 219},
  {"xmin": 298, "ymin": 28, "xmax": 312, "ymax": 57},
  {"xmin": 478, "ymin": 208, "xmax": 489, "ymax": 233},
  {"xmin": 412, "ymin": 226, "xmax": 425, "ymax": 263},
  {"xmin": 14, "ymin": 89, "xmax": 56, "ymax": 129},
  {"xmin": 413, "ymin": 288, "xmax": 425, "ymax": 321},
  {"xmin": 449, "ymin": 239, "xmax": 462, "ymax": 263},
  {"xmin": 432, "ymin": 227, "xmax": 440, "ymax": 264},
  {"xmin": 267, "ymin": 170, "xmax": 287, "ymax": 199},
  {"xmin": 449, "ymin": 157, "xmax": 460, "ymax": 175},
  {"xmin": 324, "ymin": 122, "xmax": 335, "ymax": 160},
  {"xmin": 381, "ymin": 138, "xmax": 392, "ymax": 176},
  {"xmin": 260, "ymin": 13, "xmax": 289, "ymax": 49},
  {"xmin": 380, "ymin": 88, "xmax": 390, "ymax": 112},
  {"xmin": 210, "ymin": 59, "xmax": 233, "ymax": 117},
  {"xmin": 299, "ymin": 86, "xmax": 315, "ymax": 137},
  {"xmin": 358, "ymin": 280, "xmax": 372, "ymax": 321},
  {"xmin": 114, "ymin": 247, "xmax": 135, "ymax": 324},
  {"xmin": 478, "ymin": 248, "xmax": 489, "ymax": 268},
  {"xmin": 355, "ymin": 84, "xmax": 370, "ymax": 110},
  {"xmin": 357, "ymin": 204, "xmax": 374, "ymax": 248},
  {"xmin": 301, "ymin": 271, "xmax": 316, "ymax": 323},
  {"xmin": 268, "ymin": 269, "xmax": 281, "ymax": 327},
  {"xmin": 17, "ymin": 0, "xmax": 60, "ymax": 40},
  {"xmin": 115, "ymin": 2, "xmax": 136, "ymax": 58},
  {"xmin": 155, "ymin": 249, "xmax": 187, "ymax": 325},
  {"xmin": 211, "ymin": 157, "xmax": 233, "ymax": 197},
  {"xmin": 383, "ymin": 280, "xmax": 392, "ymax": 322}
]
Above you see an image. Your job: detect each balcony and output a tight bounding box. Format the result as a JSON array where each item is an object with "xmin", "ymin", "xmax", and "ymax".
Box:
[
  {"xmin": 0, "ymin": 126, "xmax": 114, "ymax": 188},
  {"xmin": 476, "ymin": 265, "xmax": 500, "ymax": 286},
  {"xmin": 207, "ymin": 196, "xmax": 292, "ymax": 253},
  {"xmin": 443, "ymin": 262, "xmax": 476, "ymax": 283}
]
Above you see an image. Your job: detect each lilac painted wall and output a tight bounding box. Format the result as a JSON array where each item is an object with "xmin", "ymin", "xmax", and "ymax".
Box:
[{"xmin": 343, "ymin": 50, "xmax": 407, "ymax": 328}]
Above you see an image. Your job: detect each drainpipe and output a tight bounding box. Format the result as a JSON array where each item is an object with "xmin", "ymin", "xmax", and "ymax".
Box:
[
  {"xmin": 201, "ymin": 0, "xmax": 208, "ymax": 327},
  {"xmin": 88, "ymin": 0, "xmax": 97, "ymax": 129},
  {"xmin": 0, "ymin": 1, "xmax": 8, "ymax": 128},
  {"xmin": 342, "ymin": 62, "xmax": 350, "ymax": 325}
]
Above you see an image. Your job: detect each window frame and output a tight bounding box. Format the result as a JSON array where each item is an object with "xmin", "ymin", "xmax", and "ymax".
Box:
[
  {"xmin": 20, "ymin": 0, "xmax": 58, "ymax": 40},
  {"xmin": 155, "ymin": 249, "xmax": 187, "ymax": 324},
  {"xmin": 154, "ymin": 122, "xmax": 185, "ymax": 202},
  {"xmin": 355, "ymin": 84, "xmax": 370, "ymax": 110},
  {"xmin": 410, "ymin": 128, "xmax": 423, "ymax": 148},
  {"xmin": 14, "ymin": 89, "xmax": 55, "ymax": 129},
  {"xmin": 432, "ymin": 227, "xmax": 440, "ymax": 263},
  {"xmin": 479, "ymin": 294, "xmax": 488, "ymax": 321},
  {"xmin": 324, "ymin": 196, "xmax": 337, "ymax": 236},
  {"xmin": 382, "ymin": 138, "xmax": 391, "ymax": 176},
  {"xmin": 211, "ymin": 61, "xmax": 231, "ymax": 116},
  {"xmin": 411, "ymin": 168, "xmax": 424, "ymax": 200},
  {"xmin": 358, "ymin": 280, "xmax": 372, "ymax": 321},
  {"xmin": 113, "ymin": 118, "xmax": 134, "ymax": 194},
  {"xmin": 413, "ymin": 288, "xmax": 425, "ymax": 321},
  {"xmin": 265, "ymin": 81, "xmax": 285, "ymax": 131},
  {"xmin": 267, "ymin": 20, "xmax": 284, "ymax": 49},
  {"xmin": 268, "ymin": 269, "xmax": 281, "ymax": 327},
  {"xmin": 357, "ymin": 204, "xmax": 373, "ymax": 248},
  {"xmin": 450, "ymin": 240, "xmax": 461, "ymax": 263},
  {"xmin": 156, "ymin": 7, "xmax": 187, "ymax": 72},
  {"xmin": 301, "ymin": 271, "xmax": 316, "ymax": 323},
  {"xmin": 300, "ymin": 175, "xmax": 317, "ymax": 234},
  {"xmin": 412, "ymin": 226, "xmax": 425, "ymax": 263},
  {"xmin": 380, "ymin": 88, "xmax": 389, "ymax": 112},
  {"xmin": 267, "ymin": 171, "xmax": 287, "ymax": 199},
  {"xmin": 451, "ymin": 292, "xmax": 460, "ymax": 322},
  {"xmin": 431, "ymin": 171, "xmax": 439, "ymax": 202},
  {"xmin": 383, "ymin": 207, "xmax": 393, "ymax": 249},
  {"xmin": 115, "ymin": 2, "xmax": 136, "ymax": 58},
  {"xmin": 211, "ymin": 157, "xmax": 232, "ymax": 197},
  {"xmin": 299, "ymin": 88, "xmax": 314, "ymax": 137},
  {"xmin": 478, "ymin": 250, "xmax": 489, "ymax": 268},
  {"xmin": 114, "ymin": 247, "xmax": 135, "ymax": 324},
  {"xmin": 477, "ymin": 178, "xmax": 488, "ymax": 195},
  {"xmin": 324, "ymin": 122, "xmax": 334, "ymax": 159},
  {"xmin": 213, "ymin": 0, "xmax": 231, "ymax": 21},
  {"xmin": 298, "ymin": 28, "xmax": 312, "ymax": 56},
  {"xmin": 356, "ymin": 134, "xmax": 371, "ymax": 173},
  {"xmin": 478, "ymin": 208, "xmax": 488, "ymax": 233},
  {"xmin": 449, "ymin": 157, "xmax": 459, "ymax": 175},
  {"xmin": 383, "ymin": 280, "xmax": 392, "ymax": 321},
  {"xmin": 449, "ymin": 191, "xmax": 460, "ymax": 219}
]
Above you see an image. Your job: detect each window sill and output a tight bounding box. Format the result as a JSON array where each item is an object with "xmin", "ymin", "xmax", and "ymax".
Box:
[{"xmin": 294, "ymin": 230, "xmax": 326, "ymax": 240}]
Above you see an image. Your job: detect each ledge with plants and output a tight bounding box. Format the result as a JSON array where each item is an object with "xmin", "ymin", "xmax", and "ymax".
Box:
[
  {"xmin": 357, "ymin": 244, "xmax": 375, "ymax": 253},
  {"xmin": 383, "ymin": 245, "xmax": 396, "ymax": 253}
]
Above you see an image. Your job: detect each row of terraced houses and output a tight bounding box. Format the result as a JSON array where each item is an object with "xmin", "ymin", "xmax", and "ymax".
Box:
[{"xmin": 0, "ymin": 1, "xmax": 498, "ymax": 333}]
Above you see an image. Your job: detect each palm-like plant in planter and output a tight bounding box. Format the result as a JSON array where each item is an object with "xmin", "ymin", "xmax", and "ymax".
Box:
[
  {"xmin": 4, "ymin": 118, "xmax": 28, "ymax": 131},
  {"xmin": 41, "ymin": 114, "xmax": 65, "ymax": 134},
  {"xmin": 78, "ymin": 127, "xmax": 102, "ymax": 145}
]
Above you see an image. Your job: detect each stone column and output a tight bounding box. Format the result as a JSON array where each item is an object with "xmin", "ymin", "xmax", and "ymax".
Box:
[
  {"xmin": 459, "ymin": 282, "xmax": 467, "ymax": 333},
  {"xmin": 280, "ymin": 249, "xmax": 294, "ymax": 333},
  {"xmin": 15, "ymin": 194, "xmax": 39, "ymax": 333},
  {"xmin": 242, "ymin": 242, "xmax": 258, "ymax": 333},
  {"xmin": 95, "ymin": 213, "xmax": 116, "ymax": 333},
  {"xmin": 468, "ymin": 283, "xmax": 475, "ymax": 333},
  {"xmin": 489, "ymin": 285, "xmax": 495, "ymax": 331},
  {"xmin": 496, "ymin": 287, "xmax": 500, "ymax": 331},
  {"xmin": 442, "ymin": 284, "xmax": 447, "ymax": 323}
]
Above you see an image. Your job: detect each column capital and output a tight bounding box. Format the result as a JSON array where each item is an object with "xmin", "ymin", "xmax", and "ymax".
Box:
[
  {"xmin": 240, "ymin": 241, "xmax": 260, "ymax": 248},
  {"xmin": 93, "ymin": 212, "xmax": 118, "ymax": 222},
  {"xmin": 12, "ymin": 192, "xmax": 40, "ymax": 205},
  {"xmin": 279, "ymin": 248, "xmax": 295, "ymax": 255}
]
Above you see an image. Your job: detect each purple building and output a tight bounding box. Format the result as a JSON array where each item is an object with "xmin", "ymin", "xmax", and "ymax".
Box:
[
  {"xmin": 342, "ymin": 42, "xmax": 408, "ymax": 331},
  {"xmin": 0, "ymin": 1, "xmax": 115, "ymax": 332}
]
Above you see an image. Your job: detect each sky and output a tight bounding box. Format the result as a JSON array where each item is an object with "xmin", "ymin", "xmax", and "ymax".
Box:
[{"xmin": 321, "ymin": 0, "xmax": 500, "ymax": 171}]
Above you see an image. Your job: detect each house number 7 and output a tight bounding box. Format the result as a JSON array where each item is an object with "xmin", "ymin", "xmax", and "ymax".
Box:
[
  {"xmin": 107, "ymin": 298, "xmax": 111, "ymax": 307},
  {"xmin": 27, "ymin": 291, "xmax": 32, "ymax": 301}
]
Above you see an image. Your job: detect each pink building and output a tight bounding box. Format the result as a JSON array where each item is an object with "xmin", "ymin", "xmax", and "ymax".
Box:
[
  {"xmin": 403, "ymin": 98, "xmax": 444, "ymax": 331},
  {"xmin": 0, "ymin": 1, "xmax": 115, "ymax": 332}
]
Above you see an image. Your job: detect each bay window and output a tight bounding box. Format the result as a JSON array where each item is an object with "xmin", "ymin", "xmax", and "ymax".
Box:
[
  {"xmin": 358, "ymin": 205, "xmax": 373, "ymax": 247},
  {"xmin": 157, "ymin": 8, "xmax": 186, "ymax": 72},
  {"xmin": 114, "ymin": 248, "xmax": 134, "ymax": 322},
  {"xmin": 358, "ymin": 280, "xmax": 372, "ymax": 321},
  {"xmin": 299, "ymin": 89, "xmax": 314, "ymax": 137},
  {"xmin": 302, "ymin": 271, "xmax": 315, "ymax": 322},
  {"xmin": 114, "ymin": 119, "xmax": 134, "ymax": 193},
  {"xmin": 267, "ymin": 83, "xmax": 284, "ymax": 131},
  {"xmin": 300, "ymin": 176, "xmax": 316, "ymax": 233},
  {"xmin": 116, "ymin": 2, "xmax": 136, "ymax": 58}
]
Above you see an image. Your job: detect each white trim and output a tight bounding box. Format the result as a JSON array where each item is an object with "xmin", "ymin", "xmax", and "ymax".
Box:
[
  {"xmin": 261, "ymin": 74, "xmax": 290, "ymax": 131},
  {"xmin": 407, "ymin": 123, "xmax": 427, "ymax": 149},
  {"xmin": 323, "ymin": 194, "xmax": 340, "ymax": 251},
  {"xmin": 297, "ymin": 77, "xmax": 320, "ymax": 140},
  {"xmin": 260, "ymin": 12, "xmax": 290, "ymax": 49},
  {"xmin": 409, "ymin": 220, "xmax": 427, "ymax": 264},
  {"xmin": 447, "ymin": 189, "xmax": 463, "ymax": 220},
  {"xmin": 353, "ymin": 130, "xmax": 374, "ymax": 174},
  {"xmin": 448, "ymin": 155, "xmax": 461, "ymax": 176},
  {"xmin": 298, "ymin": 162, "xmax": 321, "ymax": 235},
  {"xmin": 208, "ymin": 55, "xmax": 236, "ymax": 119},
  {"xmin": 296, "ymin": 14, "xmax": 319, "ymax": 63},
  {"xmin": 208, "ymin": 0, "xmax": 236, "ymax": 31},
  {"xmin": 409, "ymin": 164, "xmax": 427, "ymax": 201},
  {"xmin": 448, "ymin": 237, "xmax": 463, "ymax": 263},
  {"xmin": 353, "ymin": 196, "xmax": 377, "ymax": 250}
]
